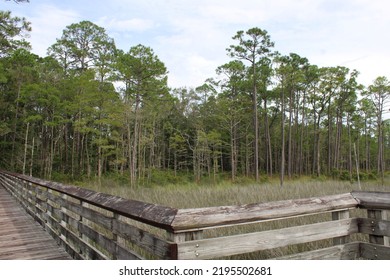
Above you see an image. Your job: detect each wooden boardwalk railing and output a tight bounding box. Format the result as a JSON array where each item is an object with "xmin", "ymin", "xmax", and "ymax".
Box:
[
  {"xmin": 0, "ymin": 169, "xmax": 390, "ymax": 260},
  {"xmin": 0, "ymin": 186, "xmax": 71, "ymax": 259}
]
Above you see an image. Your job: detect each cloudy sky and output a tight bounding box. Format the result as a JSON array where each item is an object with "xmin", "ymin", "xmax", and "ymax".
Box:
[{"xmin": 4, "ymin": 0, "xmax": 390, "ymax": 88}]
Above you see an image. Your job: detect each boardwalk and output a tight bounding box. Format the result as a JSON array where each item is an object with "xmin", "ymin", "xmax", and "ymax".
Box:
[{"xmin": 0, "ymin": 186, "xmax": 71, "ymax": 260}]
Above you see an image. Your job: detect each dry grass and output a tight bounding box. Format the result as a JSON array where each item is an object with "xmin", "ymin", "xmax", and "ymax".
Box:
[{"xmin": 79, "ymin": 176, "xmax": 390, "ymax": 209}]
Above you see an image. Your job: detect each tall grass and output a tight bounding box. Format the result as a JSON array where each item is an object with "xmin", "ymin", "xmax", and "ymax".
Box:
[{"xmin": 78, "ymin": 176, "xmax": 390, "ymax": 209}]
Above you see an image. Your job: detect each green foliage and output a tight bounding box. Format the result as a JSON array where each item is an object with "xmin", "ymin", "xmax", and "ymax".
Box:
[
  {"xmin": 0, "ymin": 10, "xmax": 31, "ymax": 56},
  {"xmin": 331, "ymin": 169, "xmax": 378, "ymax": 182},
  {"xmin": 149, "ymin": 169, "xmax": 192, "ymax": 186}
]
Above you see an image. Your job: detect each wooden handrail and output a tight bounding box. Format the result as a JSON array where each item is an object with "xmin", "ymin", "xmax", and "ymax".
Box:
[
  {"xmin": 0, "ymin": 170, "xmax": 177, "ymax": 231},
  {"xmin": 352, "ymin": 191, "xmax": 390, "ymax": 210},
  {"xmin": 171, "ymin": 193, "xmax": 358, "ymax": 231}
]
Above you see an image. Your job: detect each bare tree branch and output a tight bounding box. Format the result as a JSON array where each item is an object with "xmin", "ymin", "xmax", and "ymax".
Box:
[{"xmin": 5, "ymin": 0, "xmax": 30, "ymax": 4}]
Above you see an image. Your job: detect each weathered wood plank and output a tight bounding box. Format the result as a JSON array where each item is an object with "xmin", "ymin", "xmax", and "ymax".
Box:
[
  {"xmin": 352, "ymin": 191, "xmax": 390, "ymax": 210},
  {"xmin": 64, "ymin": 199, "xmax": 113, "ymax": 229},
  {"xmin": 367, "ymin": 210, "xmax": 388, "ymax": 245},
  {"xmin": 172, "ymin": 193, "xmax": 358, "ymax": 231},
  {"xmin": 332, "ymin": 209, "xmax": 350, "ymax": 245},
  {"xmin": 177, "ymin": 218, "xmax": 359, "ymax": 259},
  {"xmin": 274, "ymin": 242, "xmax": 361, "ymax": 260},
  {"xmin": 358, "ymin": 217, "xmax": 390, "ymax": 237},
  {"xmin": 112, "ymin": 219, "xmax": 175, "ymax": 259},
  {"xmin": 360, "ymin": 242, "xmax": 390, "ymax": 259},
  {"xmin": 78, "ymin": 223, "xmax": 117, "ymax": 256}
]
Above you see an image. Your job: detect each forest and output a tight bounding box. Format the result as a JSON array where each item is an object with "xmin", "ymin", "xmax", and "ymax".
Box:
[{"xmin": 1, "ymin": 10, "xmax": 390, "ymax": 187}]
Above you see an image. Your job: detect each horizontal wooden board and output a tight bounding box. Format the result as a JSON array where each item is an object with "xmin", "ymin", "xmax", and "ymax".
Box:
[
  {"xmin": 172, "ymin": 193, "xmax": 358, "ymax": 231},
  {"xmin": 177, "ymin": 218, "xmax": 359, "ymax": 259},
  {"xmin": 360, "ymin": 242, "xmax": 390, "ymax": 259},
  {"xmin": 274, "ymin": 242, "xmax": 360, "ymax": 260},
  {"xmin": 64, "ymin": 199, "xmax": 113, "ymax": 229},
  {"xmin": 112, "ymin": 219, "xmax": 175, "ymax": 259},
  {"xmin": 357, "ymin": 217, "xmax": 390, "ymax": 237}
]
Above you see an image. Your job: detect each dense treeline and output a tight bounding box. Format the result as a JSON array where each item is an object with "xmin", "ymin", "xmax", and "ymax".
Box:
[{"xmin": 1, "ymin": 11, "xmax": 390, "ymax": 186}]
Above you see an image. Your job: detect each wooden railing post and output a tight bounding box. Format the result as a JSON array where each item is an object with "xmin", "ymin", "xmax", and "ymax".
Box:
[
  {"xmin": 167, "ymin": 230, "xmax": 204, "ymax": 259},
  {"xmin": 367, "ymin": 209, "xmax": 389, "ymax": 246},
  {"xmin": 168, "ymin": 231, "xmax": 203, "ymax": 242},
  {"xmin": 332, "ymin": 209, "xmax": 350, "ymax": 245},
  {"xmin": 111, "ymin": 213, "xmax": 119, "ymax": 260}
]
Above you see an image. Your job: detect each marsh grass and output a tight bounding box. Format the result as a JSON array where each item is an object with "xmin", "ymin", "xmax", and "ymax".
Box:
[
  {"xmin": 75, "ymin": 176, "xmax": 390, "ymax": 259},
  {"xmin": 78, "ymin": 176, "xmax": 390, "ymax": 209}
]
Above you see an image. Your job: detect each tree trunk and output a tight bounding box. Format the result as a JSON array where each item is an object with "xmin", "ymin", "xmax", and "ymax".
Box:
[
  {"xmin": 264, "ymin": 98, "xmax": 273, "ymax": 177},
  {"xmin": 29, "ymin": 137, "xmax": 34, "ymax": 176},
  {"xmin": 23, "ymin": 122, "xmax": 30, "ymax": 175},
  {"xmin": 252, "ymin": 64, "xmax": 259, "ymax": 181},
  {"xmin": 280, "ymin": 88, "xmax": 285, "ymax": 187},
  {"xmin": 287, "ymin": 88, "xmax": 293, "ymax": 179},
  {"xmin": 230, "ymin": 120, "xmax": 236, "ymax": 182},
  {"xmin": 347, "ymin": 113, "xmax": 353, "ymax": 181}
]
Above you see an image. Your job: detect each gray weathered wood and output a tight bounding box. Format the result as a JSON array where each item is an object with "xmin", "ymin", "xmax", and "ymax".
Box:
[
  {"xmin": 332, "ymin": 209, "xmax": 350, "ymax": 245},
  {"xmin": 352, "ymin": 191, "xmax": 390, "ymax": 210},
  {"xmin": 358, "ymin": 217, "xmax": 390, "ymax": 237},
  {"xmin": 112, "ymin": 219, "xmax": 175, "ymax": 259},
  {"xmin": 177, "ymin": 218, "xmax": 359, "ymax": 259},
  {"xmin": 360, "ymin": 242, "xmax": 390, "ymax": 259},
  {"xmin": 172, "ymin": 193, "xmax": 358, "ymax": 232},
  {"xmin": 367, "ymin": 209, "xmax": 389, "ymax": 246},
  {"xmin": 274, "ymin": 242, "xmax": 360, "ymax": 260}
]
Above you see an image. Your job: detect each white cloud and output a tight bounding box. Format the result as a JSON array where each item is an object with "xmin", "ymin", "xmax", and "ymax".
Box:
[
  {"xmin": 27, "ymin": 5, "xmax": 81, "ymax": 56},
  {"xmin": 172, "ymin": 54, "xmax": 219, "ymax": 88},
  {"xmin": 97, "ymin": 17, "xmax": 155, "ymax": 32}
]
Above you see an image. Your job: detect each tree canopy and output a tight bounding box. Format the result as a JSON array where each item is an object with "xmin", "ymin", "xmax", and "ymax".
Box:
[{"xmin": 1, "ymin": 11, "xmax": 389, "ymax": 186}]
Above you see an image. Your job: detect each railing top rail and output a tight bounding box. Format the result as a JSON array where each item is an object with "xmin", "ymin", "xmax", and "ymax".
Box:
[
  {"xmin": 2, "ymin": 170, "xmax": 390, "ymax": 233},
  {"xmin": 171, "ymin": 192, "xmax": 359, "ymax": 231},
  {"xmin": 352, "ymin": 191, "xmax": 390, "ymax": 210}
]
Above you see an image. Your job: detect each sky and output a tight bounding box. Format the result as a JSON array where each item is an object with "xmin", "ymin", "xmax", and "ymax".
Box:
[{"xmin": 3, "ymin": 0, "xmax": 390, "ymax": 89}]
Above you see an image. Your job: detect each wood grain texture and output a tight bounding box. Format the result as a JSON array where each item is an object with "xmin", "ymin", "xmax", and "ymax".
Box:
[
  {"xmin": 172, "ymin": 193, "xmax": 358, "ymax": 231},
  {"xmin": 274, "ymin": 242, "xmax": 361, "ymax": 260},
  {"xmin": 352, "ymin": 191, "xmax": 390, "ymax": 210},
  {"xmin": 177, "ymin": 218, "xmax": 359, "ymax": 259},
  {"xmin": 360, "ymin": 242, "xmax": 390, "ymax": 260}
]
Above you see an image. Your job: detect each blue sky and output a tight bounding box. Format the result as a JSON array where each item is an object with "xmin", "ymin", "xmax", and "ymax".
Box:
[{"xmin": 3, "ymin": 0, "xmax": 390, "ymax": 88}]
